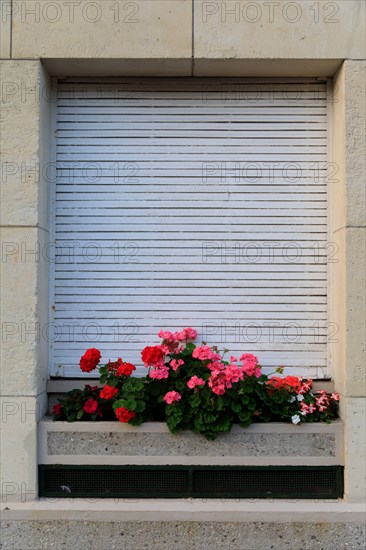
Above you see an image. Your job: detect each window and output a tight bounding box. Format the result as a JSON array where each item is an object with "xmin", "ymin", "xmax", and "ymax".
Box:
[{"xmin": 50, "ymin": 78, "xmax": 330, "ymax": 378}]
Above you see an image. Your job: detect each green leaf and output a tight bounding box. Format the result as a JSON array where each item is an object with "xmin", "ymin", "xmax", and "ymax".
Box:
[
  {"xmin": 129, "ymin": 416, "xmax": 144, "ymax": 426},
  {"xmin": 231, "ymin": 401, "xmax": 242, "ymax": 413},
  {"xmin": 203, "ymin": 411, "xmax": 218, "ymax": 423},
  {"xmin": 183, "ymin": 342, "xmax": 195, "ymax": 355},
  {"xmin": 135, "ymin": 400, "xmax": 146, "ymax": 413},
  {"xmin": 240, "ymin": 394, "xmax": 250, "ymax": 405},
  {"xmin": 166, "ymin": 412, "xmax": 182, "ymax": 432},
  {"xmin": 124, "ymin": 398, "xmax": 137, "ymax": 410},
  {"xmin": 238, "ymin": 410, "xmax": 251, "ymax": 423},
  {"xmin": 175, "ymin": 379, "xmax": 186, "ymax": 392},
  {"xmin": 113, "ymin": 399, "xmax": 126, "ymax": 410},
  {"xmin": 216, "ymin": 396, "xmax": 225, "ymax": 410},
  {"xmin": 189, "ymin": 394, "xmax": 201, "ymax": 408},
  {"xmin": 76, "ymin": 409, "xmax": 84, "ymax": 420}
]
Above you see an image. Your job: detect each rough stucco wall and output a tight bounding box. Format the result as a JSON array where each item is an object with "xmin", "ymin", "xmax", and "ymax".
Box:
[{"xmin": 1, "ymin": 520, "xmax": 366, "ymax": 550}]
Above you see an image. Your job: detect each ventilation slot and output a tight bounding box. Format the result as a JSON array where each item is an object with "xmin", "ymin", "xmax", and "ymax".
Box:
[{"xmin": 39, "ymin": 465, "xmax": 343, "ymax": 499}]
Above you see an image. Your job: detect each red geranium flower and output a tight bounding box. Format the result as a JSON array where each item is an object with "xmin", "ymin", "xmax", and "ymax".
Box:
[
  {"xmin": 267, "ymin": 375, "xmax": 302, "ymax": 392},
  {"xmin": 141, "ymin": 346, "xmax": 164, "ymax": 366},
  {"xmin": 53, "ymin": 403, "xmax": 63, "ymax": 416},
  {"xmin": 83, "ymin": 398, "xmax": 98, "ymax": 414},
  {"xmin": 80, "ymin": 348, "xmax": 101, "ymax": 373},
  {"xmin": 116, "ymin": 362, "xmax": 136, "ymax": 377},
  {"xmin": 106, "ymin": 358, "xmax": 123, "ymax": 372},
  {"xmin": 100, "ymin": 385, "xmax": 118, "ymax": 400},
  {"xmin": 115, "ymin": 407, "xmax": 136, "ymax": 423}
]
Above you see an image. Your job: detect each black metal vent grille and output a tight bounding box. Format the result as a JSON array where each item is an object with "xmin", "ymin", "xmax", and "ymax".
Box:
[{"xmin": 39, "ymin": 465, "xmax": 343, "ymax": 499}]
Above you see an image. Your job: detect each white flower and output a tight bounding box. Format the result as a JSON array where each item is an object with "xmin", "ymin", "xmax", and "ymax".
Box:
[
  {"xmin": 291, "ymin": 414, "xmax": 301, "ymax": 425},
  {"xmin": 288, "ymin": 396, "xmax": 296, "ymax": 403},
  {"xmin": 297, "ymin": 394, "xmax": 304, "ymax": 402}
]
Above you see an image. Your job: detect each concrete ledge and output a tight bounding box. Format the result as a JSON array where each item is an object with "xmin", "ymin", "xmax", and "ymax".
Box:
[
  {"xmin": 39, "ymin": 418, "xmax": 344, "ymax": 466},
  {"xmin": 1, "ymin": 498, "xmax": 365, "ymax": 523},
  {"xmin": 43, "ymin": 58, "xmax": 192, "ymax": 77},
  {"xmin": 41, "ymin": 57, "xmax": 344, "ymax": 77}
]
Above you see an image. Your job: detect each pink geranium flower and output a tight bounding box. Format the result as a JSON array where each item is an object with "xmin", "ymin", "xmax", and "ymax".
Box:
[
  {"xmin": 163, "ymin": 391, "xmax": 181, "ymax": 404},
  {"xmin": 149, "ymin": 365, "xmax": 170, "ymax": 380},
  {"xmin": 239, "ymin": 353, "xmax": 261, "ymax": 378},
  {"xmin": 158, "ymin": 330, "xmax": 175, "ymax": 340},
  {"xmin": 207, "ymin": 360, "xmax": 226, "ymax": 371},
  {"xmin": 193, "ymin": 345, "xmax": 222, "ymax": 362},
  {"xmin": 183, "ymin": 327, "xmax": 198, "ymax": 340},
  {"xmin": 170, "ymin": 359, "xmax": 185, "ymax": 371},
  {"xmin": 187, "ymin": 376, "xmax": 205, "ymax": 389},
  {"xmin": 225, "ymin": 364, "xmax": 244, "ymax": 384}
]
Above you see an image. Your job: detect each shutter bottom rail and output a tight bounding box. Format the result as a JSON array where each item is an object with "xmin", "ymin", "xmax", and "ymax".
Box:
[{"xmin": 39, "ymin": 465, "xmax": 343, "ymax": 499}]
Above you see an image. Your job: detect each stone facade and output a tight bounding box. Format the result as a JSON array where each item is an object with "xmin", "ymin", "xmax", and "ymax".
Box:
[{"xmin": 0, "ymin": 0, "xmax": 365, "ymax": 545}]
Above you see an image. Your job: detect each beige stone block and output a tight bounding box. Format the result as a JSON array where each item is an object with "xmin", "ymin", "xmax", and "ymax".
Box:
[
  {"xmin": 0, "ymin": 394, "xmax": 47, "ymax": 503},
  {"xmin": 0, "ymin": 227, "xmax": 49, "ymax": 396},
  {"xmin": 331, "ymin": 228, "xmax": 366, "ymax": 397},
  {"xmin": 331, "ymin": 63, "xmax": 346, "ymax": 233},
  {"xmin": 344, "ymin": 61, "xmax": 366, "ymax": 229},
  {"xmin": 342, "ymin": 397, "xmax": 366, "ymax": 503},
  {"xmin": 0, "ymin": 60, "xmax": 51, "ymax": 229},
  {"xmin": 195, "ymin": 0, "xmax": 365, "ymax": 61},
  {"xmin": 11, "ymin": 0, "xmax": 192, "ymax": 60},
  {"xmin": 329, "ymin": 227, "xmax": 346, "ymax": 393},
  {"xmin": 0, "ymin": 2, "xmax": 11, "ymax": 58},
  {"xmin": 332, "ymin": 61, "xmax": 366, "ymax": 232},
  {"xmin": 344, "ymin": 228, "xmax": 366, "ymax": 397},
  {"xmin": 38, "ymin": 65, "xmax": 52, "ymax": 231}
]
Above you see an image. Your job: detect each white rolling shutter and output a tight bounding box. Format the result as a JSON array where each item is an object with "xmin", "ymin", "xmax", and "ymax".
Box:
[{"xmin": 51, "ymin": 78, "xmax": 330, "ymax": 378}]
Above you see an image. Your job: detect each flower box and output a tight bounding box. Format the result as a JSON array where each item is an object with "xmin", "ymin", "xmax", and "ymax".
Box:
[
  {"xmin": 52, "ymin": 327, "xmax": 340, "ymax": 440},
  {"xmin": 39, "ymin": 417, "xmax": 343, "ymax": 467}
]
